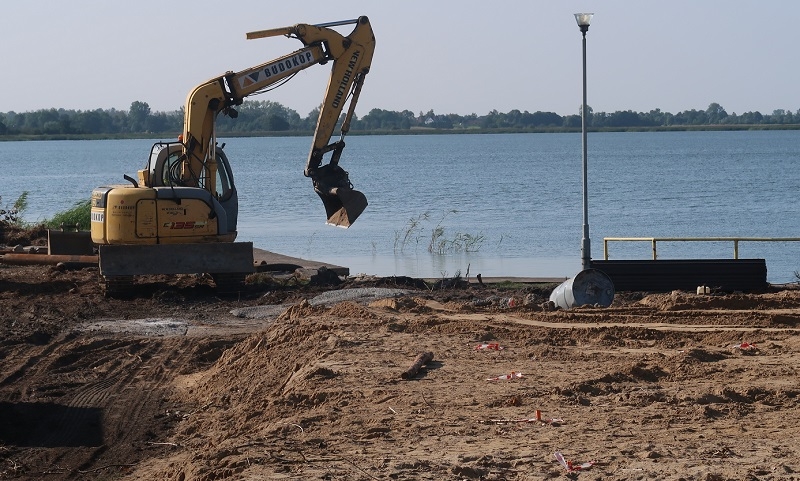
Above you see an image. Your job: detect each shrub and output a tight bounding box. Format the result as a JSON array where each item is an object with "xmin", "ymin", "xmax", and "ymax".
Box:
[{"xmin": 0, "ymin": 192, "xmax": 28, "ymax": 226}]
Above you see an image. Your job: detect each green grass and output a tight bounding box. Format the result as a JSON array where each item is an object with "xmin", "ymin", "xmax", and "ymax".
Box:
[
  {"xmin": 45, "ymin": 200, "xmax": 91, "ymax": 230},
  {"xmin": 394, "ymin": 210, "xmax": 485, "ymax": 254}
]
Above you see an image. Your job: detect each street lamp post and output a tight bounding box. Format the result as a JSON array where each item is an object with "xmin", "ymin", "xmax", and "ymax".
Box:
[
  {"xmin": 575, "ymin": 13, "xmax": 593, "ymax": 271},
  {"xmin": 548, "ymin": 13, "xmax": 614, "ymax": 310}
]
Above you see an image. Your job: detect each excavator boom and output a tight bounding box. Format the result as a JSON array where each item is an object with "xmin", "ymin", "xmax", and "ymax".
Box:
[{"xmin": 179, "ymin": 16, "xmax": 375, "ymax": 226}]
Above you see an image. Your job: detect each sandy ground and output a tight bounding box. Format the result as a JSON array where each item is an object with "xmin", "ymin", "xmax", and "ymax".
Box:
[{"xmin": 1, "ymin": 262, "xmax": 800, "ymax": 480}]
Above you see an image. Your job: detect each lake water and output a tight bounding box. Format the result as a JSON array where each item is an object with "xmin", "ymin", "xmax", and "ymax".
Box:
[{"xmin": 1, "ymin": 130, "xmax": 799, "ymax": 283}]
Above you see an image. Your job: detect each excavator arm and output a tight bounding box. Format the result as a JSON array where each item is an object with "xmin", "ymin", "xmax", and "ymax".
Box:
[{"xmin": 176, "ymin": 16, "xmax": 375, "ymax": 226}]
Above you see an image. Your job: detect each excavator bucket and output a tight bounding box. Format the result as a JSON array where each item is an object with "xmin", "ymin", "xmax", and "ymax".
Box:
[
  {"xmin": 312, "ymin": 163, "xmax": 368, "ymax": 227},
  {"xmin": 320, "ymin": 187, "xmax": 368, "ymax": 227}
]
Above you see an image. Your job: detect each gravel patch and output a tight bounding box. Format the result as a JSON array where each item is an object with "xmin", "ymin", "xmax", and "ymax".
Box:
[
  {"xmin": 77, "ymin": 318, "xmax": 189, "ymax": 336},
  {"xmin": 308, "ymin": 287, "xmax": 411, "ymax": 306},
  {"xmin": 230, "ymin": 305, "xmax": 287, "ymax": 320}
]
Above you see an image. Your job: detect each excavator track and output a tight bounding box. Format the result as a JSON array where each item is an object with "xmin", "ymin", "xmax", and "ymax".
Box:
[
  {"xmin": 103, "ymin": 275, "xmax": 134, "ymax": 297},
  {"xmin": 211, "ymin": 273, "xmax": 249, "ymax": 295}
]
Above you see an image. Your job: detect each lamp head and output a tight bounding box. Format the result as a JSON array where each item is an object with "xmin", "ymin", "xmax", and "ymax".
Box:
[{"xmin": 574, "ymin": 13, "xmax": 593, "ymax": 33}]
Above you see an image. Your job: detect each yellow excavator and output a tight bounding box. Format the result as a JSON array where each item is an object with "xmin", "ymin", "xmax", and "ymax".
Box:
[{"xmin": 90, "ymin": 16, "xmax": 375, "ymax": 294}]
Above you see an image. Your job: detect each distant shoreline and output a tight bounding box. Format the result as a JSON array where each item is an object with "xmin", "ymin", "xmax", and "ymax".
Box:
[{"xmin": 1, "ymin": 123, "xmax": 798, "ymax": 142}]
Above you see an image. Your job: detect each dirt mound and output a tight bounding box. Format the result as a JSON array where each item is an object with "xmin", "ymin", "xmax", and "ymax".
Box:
[
  {"xmin": 2, "ymin": 264, "xmax": 800, "ymax": 480},
  {"xmin": 639, "ymin": 289, "xmax": 800, "ymax": 311},
  {"xmin": 0, "ymin": 223, "xmax": 48, "ymax": 248}
]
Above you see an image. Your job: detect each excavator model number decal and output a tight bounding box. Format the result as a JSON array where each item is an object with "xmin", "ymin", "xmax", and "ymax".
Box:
[{"xmin": 163, "ymin": 221, "xmax": 207, "ymax": 230}]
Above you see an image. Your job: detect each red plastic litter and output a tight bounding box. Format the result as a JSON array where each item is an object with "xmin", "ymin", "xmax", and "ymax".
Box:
[
  {"xmin": 554, "ymin": 451, "xmax": 595, "ymax": 472},
  {"xmin": 535, "ymin": 409, "xmax": 563, "ymax": 424},
  {"xmin": 733, "ymin": 342, "xmax": 757, "ymax": 350},
  {"xmin": 475, "ymin": 343, "xmax": 504, "ymax": 351},
  {"xmin": 486, "ymin": 371, "xmax": 523, "ymax": 381}
]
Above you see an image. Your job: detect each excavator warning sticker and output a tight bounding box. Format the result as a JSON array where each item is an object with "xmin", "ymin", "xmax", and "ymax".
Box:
[{"xmin": 239, "ymin": 50, "xmax": 317, "ymax": 89}]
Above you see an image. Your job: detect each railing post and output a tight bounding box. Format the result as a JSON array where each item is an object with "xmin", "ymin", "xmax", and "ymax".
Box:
[{"xmin": 602, "ymin": 237, "xmax": 800, "ymax": 263}]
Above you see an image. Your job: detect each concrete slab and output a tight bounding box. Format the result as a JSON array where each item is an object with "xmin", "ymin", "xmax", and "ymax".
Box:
[
  {"xmin": 252, "ymin": 247, "xmax": 349, "ymax": 276},
  {"xmin": 469, "ymin": 277, "xmax": 568, "ymax": 285},
  {"xmin": 9, "ymin": 240, "xmax": 565, "ymax": 284}
]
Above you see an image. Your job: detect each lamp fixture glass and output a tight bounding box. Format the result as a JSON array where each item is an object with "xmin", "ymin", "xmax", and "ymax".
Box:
[{"xmin": 574, "ymin": 13, "xmax": 593, "ymax": 27}]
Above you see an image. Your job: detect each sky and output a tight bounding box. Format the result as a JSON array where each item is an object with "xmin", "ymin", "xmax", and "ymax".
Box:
[{"xmin": 2, "ymin": 1, "xmax": 797, "ymax": 118}]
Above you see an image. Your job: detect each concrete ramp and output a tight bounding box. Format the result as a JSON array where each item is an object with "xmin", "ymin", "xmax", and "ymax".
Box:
[{"xmin": 252, "ymin": 248, "xmax": 348, "ymax": 276}]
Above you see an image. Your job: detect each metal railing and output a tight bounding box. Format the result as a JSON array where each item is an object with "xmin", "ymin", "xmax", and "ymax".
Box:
[{"xmin": 603, "ymin": 237, "xmax": 800, "ymax": 260}]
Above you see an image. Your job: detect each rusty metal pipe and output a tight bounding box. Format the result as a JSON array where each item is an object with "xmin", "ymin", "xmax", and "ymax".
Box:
[{"xmin": 1, "ymin": 253, "xmax": 98, "ymax": 266}]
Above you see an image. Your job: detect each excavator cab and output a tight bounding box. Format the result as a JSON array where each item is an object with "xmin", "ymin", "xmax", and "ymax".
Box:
[{"xmin": 140, "ymin": 142, "xmax": 239, "ymax": 234}]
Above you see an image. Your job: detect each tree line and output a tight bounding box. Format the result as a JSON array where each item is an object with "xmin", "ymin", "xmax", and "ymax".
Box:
[{"xmin": 0, "ymin": 100, "xmax": 798, "ymax": 137}]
